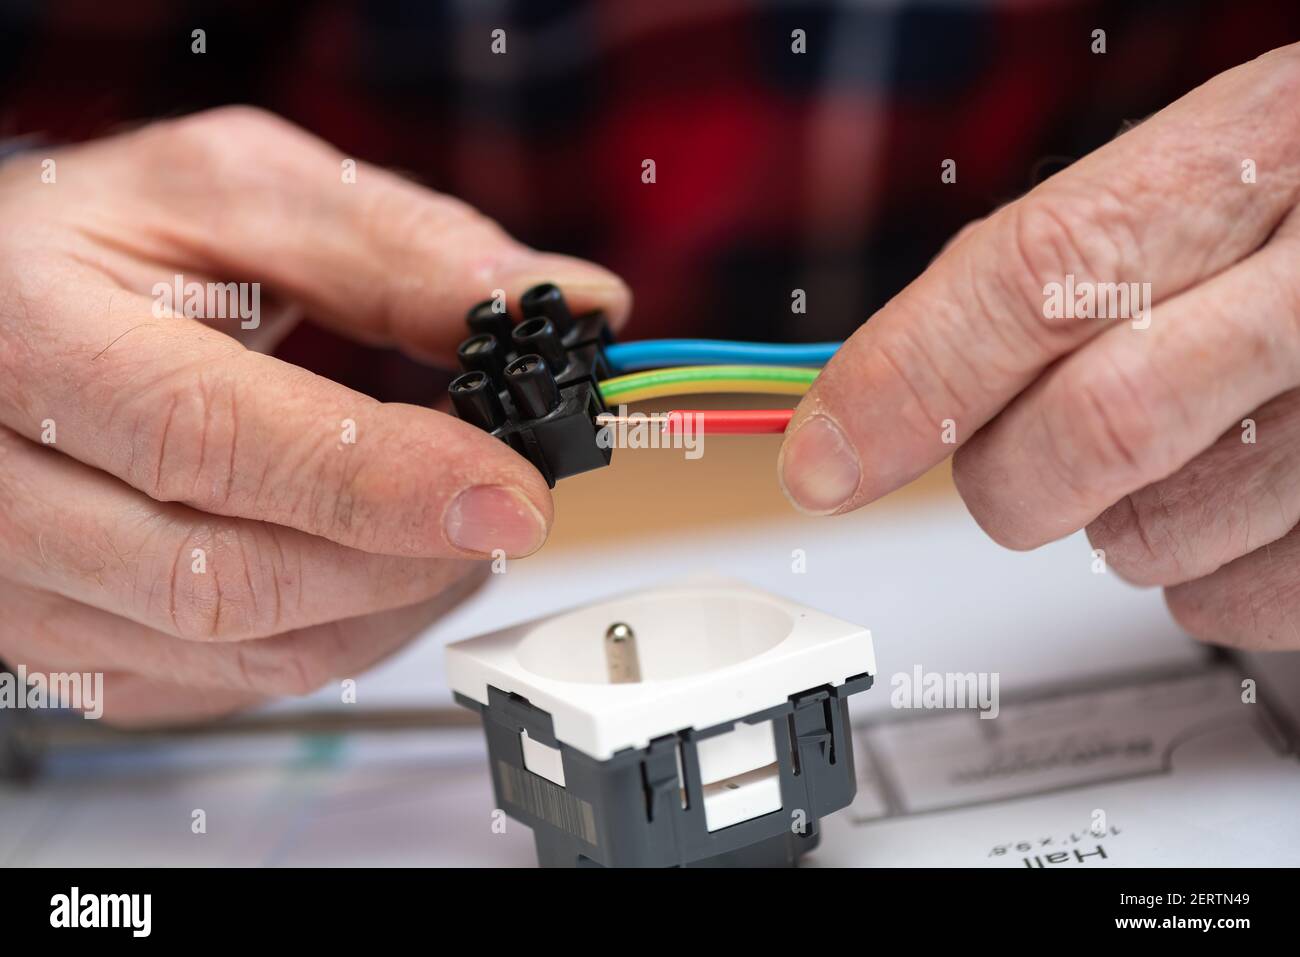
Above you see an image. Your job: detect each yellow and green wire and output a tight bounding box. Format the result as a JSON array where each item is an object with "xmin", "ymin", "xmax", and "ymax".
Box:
[{"xmin": 597, "ymin": 364, "xmax": 819, "ymax": 405}]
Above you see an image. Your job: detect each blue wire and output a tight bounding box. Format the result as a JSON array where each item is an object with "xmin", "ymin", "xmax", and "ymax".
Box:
[{"xmin": 605, "ymin": 339, "xmax": 840, "ymax": 372}]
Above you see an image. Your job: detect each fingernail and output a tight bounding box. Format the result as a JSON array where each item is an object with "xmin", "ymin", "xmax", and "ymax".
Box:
[
  {"xmin": 779, "ymin": 414, "xmax": 861, "ymax": 514},
  {"xmin": 444, "ymin": 486, "xmax": 547, "ymax": 556},
  {"xmin": 509, "ymin": 261, "xmax": 633, "ymax": 325},
  {"xmin": 566, "ymin": 276, "xmax": 632, "ymax": 325}
]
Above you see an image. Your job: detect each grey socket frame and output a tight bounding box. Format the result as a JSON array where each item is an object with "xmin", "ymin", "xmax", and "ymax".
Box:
[{"xmin": 454, "ymin": 672, "xmax": 873, "ymax": 867}]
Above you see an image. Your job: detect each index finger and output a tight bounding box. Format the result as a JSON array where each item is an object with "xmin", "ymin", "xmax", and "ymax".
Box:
[
  {"xmin": 51, "ymin": 107, "xmax": 631, "ymax": 361},
  {"xmin": 778, "ymin": 46, "xmax": 1300, "ymax": 515}
]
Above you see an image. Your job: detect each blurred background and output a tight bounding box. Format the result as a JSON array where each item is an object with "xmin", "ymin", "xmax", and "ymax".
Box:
[{"xmin": 3, "ymin": 0, "xmax": 1298, "ymax": 403}]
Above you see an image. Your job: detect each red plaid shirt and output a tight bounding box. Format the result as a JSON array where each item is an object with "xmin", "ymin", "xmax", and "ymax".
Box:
[{"xmin": 2, "ymin": 0, "xmax": 1296, "ymax": 397}]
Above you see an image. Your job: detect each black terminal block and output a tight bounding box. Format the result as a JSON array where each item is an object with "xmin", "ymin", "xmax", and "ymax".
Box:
[{"xmin": 448, "ymin": 283, "xmax": 615, "ymax": 487}]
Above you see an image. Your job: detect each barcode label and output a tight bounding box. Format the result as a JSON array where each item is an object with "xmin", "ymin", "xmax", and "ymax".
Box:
[{"xmin": 498, "ymin": 759, "xmax": 599, "ymax": 846}]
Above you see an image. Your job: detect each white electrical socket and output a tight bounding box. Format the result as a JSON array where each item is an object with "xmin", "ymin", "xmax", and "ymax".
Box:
[{"xmin": 445, "ymin": 578, "xmax": 876, "ymax": 764}]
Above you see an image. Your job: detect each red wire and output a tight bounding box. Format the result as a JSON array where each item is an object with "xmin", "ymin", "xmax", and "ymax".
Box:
[{"xmin": 662, "ymin": 409, "xmax": 794, "ymax": 435}]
